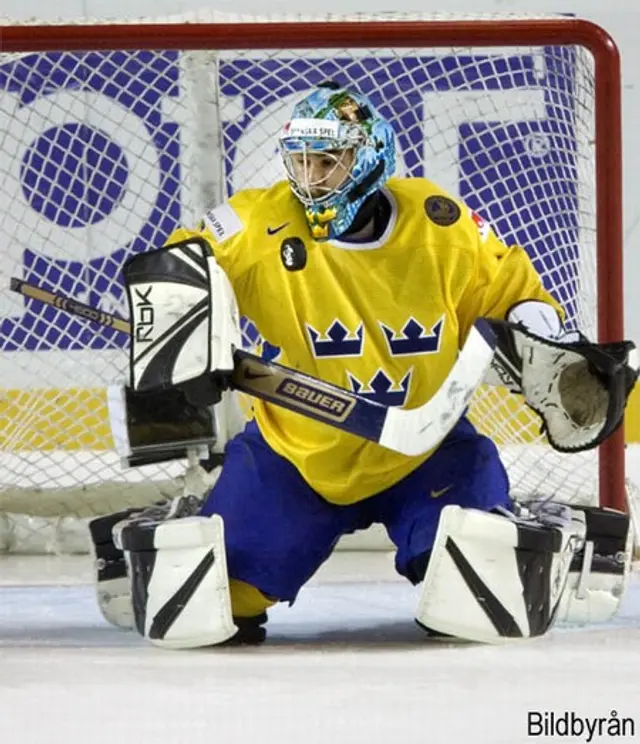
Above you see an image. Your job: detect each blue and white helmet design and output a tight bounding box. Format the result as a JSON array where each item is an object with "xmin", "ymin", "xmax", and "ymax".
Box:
[{"xmin": 278, "ymin": 85, "xmax": 396, "ymax": 241}]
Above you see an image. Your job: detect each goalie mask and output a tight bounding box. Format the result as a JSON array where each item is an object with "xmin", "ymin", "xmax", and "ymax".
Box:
[{"xmin": 278, "ymin": 85, "xmax": 396, "ymax": 240}]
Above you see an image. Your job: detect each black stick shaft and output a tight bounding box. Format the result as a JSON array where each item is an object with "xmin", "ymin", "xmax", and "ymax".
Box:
[
  {"xmin": 8, "ymin": 276, "xmax": 385, "ymax": 443},
  {"xmin": 10, "ymin": 277, "xmax": 131, "ymax": 334}
]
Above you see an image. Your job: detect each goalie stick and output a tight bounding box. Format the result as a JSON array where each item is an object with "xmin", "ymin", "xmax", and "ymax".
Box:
[{"xmin": 9, "ymin": 277, "xmax": 496, "ymax": 457}]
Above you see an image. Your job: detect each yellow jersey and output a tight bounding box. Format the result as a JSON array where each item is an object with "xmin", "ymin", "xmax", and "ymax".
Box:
[{"xmin": 169, "ymin": 177, "xmax": 561, "ymax": 505}]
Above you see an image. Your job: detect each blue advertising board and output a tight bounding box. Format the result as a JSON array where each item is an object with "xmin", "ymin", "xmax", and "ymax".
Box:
[{"xmin": 0, "ymin": 47, "xmax": 580, "ymax": 355}]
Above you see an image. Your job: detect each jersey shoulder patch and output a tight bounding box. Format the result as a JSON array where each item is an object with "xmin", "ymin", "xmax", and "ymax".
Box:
[
  {"xmin": 202, "ymin": 203, "xmax": 244, "ymax": 243},
  {"xmin": 424, "ymin": 195, "xmax": 461, "ymax": 227}
]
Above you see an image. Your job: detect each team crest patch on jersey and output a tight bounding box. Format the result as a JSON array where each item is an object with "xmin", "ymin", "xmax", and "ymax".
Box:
[
  {"xmin": 203, "ymin": 204, "xmax": 243, "ymax": 242},
  {"xmin": 280, "ymin": 238, "xmax": 307, "ymax": 271},
  {"xmin": 347, "ymin": 367, "xmax": 413, "ymax": 407},
  {"xmin": 306, "ymin": 320, "xmax": 364, "ymax": 358},
  {"xmin": 424, "ymin": 196, "xmax": 461, "ymax": 226},
  {"xmin": 379, "ymin": 316, "xmax": 445, "ymax": 356}
]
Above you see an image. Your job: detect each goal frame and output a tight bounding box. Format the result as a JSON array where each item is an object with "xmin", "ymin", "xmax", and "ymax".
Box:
[{"xmin": 0, "ymin": 18, "xmax": 625, "ymax": 511}]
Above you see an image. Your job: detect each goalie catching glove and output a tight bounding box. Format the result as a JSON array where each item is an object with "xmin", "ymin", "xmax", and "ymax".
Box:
[
  {"xmin": 484, "ymin": 302, "xmax": 638, "ymax": 452},
  {"xmin": 123, "ymin": 236, "xmax": 242, "ymax": 407}
]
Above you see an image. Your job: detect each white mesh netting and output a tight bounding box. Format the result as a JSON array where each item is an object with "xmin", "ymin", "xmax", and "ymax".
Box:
[{"xmin": 0, "ymin": 12, "xmax": 624, "ymax": 553}]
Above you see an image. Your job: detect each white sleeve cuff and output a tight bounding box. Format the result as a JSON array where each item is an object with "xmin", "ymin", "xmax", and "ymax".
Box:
[{"xmin": 506, "ymin": 300, "xmax": 575, "ymax": 341}]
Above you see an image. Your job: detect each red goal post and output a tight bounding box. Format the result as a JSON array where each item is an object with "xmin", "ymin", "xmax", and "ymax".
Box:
[{"xmin": 0, "ymin": 15, "xmax": 628, "ymax": 554}]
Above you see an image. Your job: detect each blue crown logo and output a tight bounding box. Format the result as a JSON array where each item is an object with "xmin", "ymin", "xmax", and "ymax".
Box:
[
  {"xmin": 261, "ymin": 340, "xmax": 281, "ymax": 363},
  {"xmin": 306, "ymin": 320, "xmax": 364, "ymax": 358},
  {"xmin": 347, "ymin": 367, "xmax": 413, "ymax": 407},
  {"xmin": 379, "ymin": 316, "xmax": 444, "ymax": 357}
]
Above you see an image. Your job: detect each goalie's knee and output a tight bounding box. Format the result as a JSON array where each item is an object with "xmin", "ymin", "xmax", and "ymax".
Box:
[
  {"xmin": 216, "ymin": 580, "xmax": 275, "ymax": 646},
  {"xmin": 230, "ymin": 578, "xmax": 277, "ymax": 618}
]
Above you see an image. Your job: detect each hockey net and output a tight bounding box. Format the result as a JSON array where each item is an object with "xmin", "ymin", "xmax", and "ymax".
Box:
[{"xmin": 0, "ymin": 12, "xmax": 630, "ymax": 554}]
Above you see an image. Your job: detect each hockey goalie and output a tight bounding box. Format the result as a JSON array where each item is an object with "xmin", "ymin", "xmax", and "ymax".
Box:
[{"xmin": 92, "ymin": 83, "xmax": 638, "ymax": 648}]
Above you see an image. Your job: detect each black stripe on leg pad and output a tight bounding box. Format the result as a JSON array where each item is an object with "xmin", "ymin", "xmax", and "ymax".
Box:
[
  {"xmin": 148, "ymin": 549, "xmax": 216, "ymax": 640},
  {"xmin": 515, "ymin": 546, "xmax": 552, "ymax": 637},
  {"xmin": 445, "ymin": 537, "xmax": 524, "ymax": 638}
]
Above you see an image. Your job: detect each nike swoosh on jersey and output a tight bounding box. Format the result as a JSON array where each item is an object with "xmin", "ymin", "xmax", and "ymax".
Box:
[
  {"xmin": 267, "ymin": 222, "xmax": 289, "ymax": 235},
  {"xmin": 430, "ymin": 485, "xmax": 452, "ymax": 499}
]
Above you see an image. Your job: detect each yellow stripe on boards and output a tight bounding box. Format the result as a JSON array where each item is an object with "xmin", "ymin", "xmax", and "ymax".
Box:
[
  {"xmin": 468, "ymin": 388, "xmax": 541, "ymax": 445},
  {"xmin": 1, "ymin": 383, "xmax": 640, "ymax": 452},
  {"xmin": 625, "ymin": 385, "xmax": 640, "ymax": 442},
  {"xmin": 0, "ymin": 389, "xmax": 113, "ymax": 451},
  {"xmin": 469, "ymin": 385, "xmax": 640, "ymax": 445}
]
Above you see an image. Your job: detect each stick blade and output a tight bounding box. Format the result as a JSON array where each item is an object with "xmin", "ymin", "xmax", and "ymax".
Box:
[{"xmin": 377, "ymin": 320, "xmax": 496, "ymax": 456}]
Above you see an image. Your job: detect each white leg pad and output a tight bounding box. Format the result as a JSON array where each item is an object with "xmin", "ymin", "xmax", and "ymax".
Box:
[
  {"xmin": 95, "ymin": 576, "xmax": 135, "ymax": 630},
  {"xmin": 416, "ymin": 505, "xmax": 586, "ymax": 643},
  {"xmin": 120, "ymin": 514, "xmax": 237, "ymax": 649},
  {"xmin": 556, "ymin": 507, "xmax": 632, "ymax": 625}
]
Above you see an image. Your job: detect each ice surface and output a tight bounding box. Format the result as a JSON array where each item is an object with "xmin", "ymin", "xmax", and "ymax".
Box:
[{"xmin": 1, "ymin": 552, "xmax": 639, "ymax": 744}]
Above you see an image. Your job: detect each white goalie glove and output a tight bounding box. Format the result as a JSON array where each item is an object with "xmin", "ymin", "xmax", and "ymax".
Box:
[
  {"xmin": 123, "ymin": 236, "xmax": 242, "ymax": 405},
  {"xmin": 484, "ymin": 301, "xmax": 639, "ymax": 451}
]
